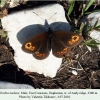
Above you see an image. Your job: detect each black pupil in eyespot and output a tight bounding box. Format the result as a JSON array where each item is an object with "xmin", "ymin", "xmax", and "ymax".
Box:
[
  {"xmin": 74, "ymin": 37, "xmax": 77, "ymax": 40},
  {"xmin": 27, "ymin": 44, "xmax": 30, "ymax": 47}
]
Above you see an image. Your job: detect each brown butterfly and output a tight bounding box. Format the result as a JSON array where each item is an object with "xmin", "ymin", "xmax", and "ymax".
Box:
[{"xmin": 22, "ymin": 27, "xmax": 83, "ymax": 60}]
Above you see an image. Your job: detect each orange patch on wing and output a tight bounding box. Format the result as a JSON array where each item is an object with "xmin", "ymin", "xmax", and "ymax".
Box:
[
  {"xmin": 68, "ymin": 35, "xmax": 79, "ymax": 45},
  {"xmin": 25, "ymin": 42, "xmax": 35, "ymax": 51},
  {"xmin": 57, "ymin": 47, "xmax": 68, "ymax": 56},
  {"xmin": 35, "ymin": 52, "xmax": 45, "ymax": 57}
]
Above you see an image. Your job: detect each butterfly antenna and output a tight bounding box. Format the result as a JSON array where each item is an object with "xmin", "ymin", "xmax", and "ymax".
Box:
[
  {"xmin": 33, "ymin": 12, "xmax": 45, "ymax": 21},
  {"xmin": 48, "ymin": 12, "xmax": 62, "ymax": 30},
  {"xmin": 48, "ymin": 12, "xmax": 57, "ymax": 20},
  {"xmin": 33, "ymin": 12, "xmax": 48, "ymax": 30},
  {"xmin": 33, "ymin": 12, "xmax": 58, "ymax": 30}
]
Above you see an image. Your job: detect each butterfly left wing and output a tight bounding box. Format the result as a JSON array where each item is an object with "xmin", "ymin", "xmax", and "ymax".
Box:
[{"xmin": 22, "ymin": 33, "xmax": 50, "ymax": 60}]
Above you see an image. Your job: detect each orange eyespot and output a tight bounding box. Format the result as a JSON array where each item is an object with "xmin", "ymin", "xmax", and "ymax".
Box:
[
  {"xmin": 35, "ymin": 52, "xmax": 45, "ymax": 57},
  {"xmin": 57, "ymin": 52, "xmax": 60, "ymax": 55},
  {"xmin": 35, "ymin": 52, "xmax": 39, "ymax": 56},
  {"xmin": 43, "ymin": 54, "xmax": 45, "ymax": 57},
  {"xmin": 72, "ymin": 35, "xmax": 79, "ymax": 41},
  {"xmin": 57, "ymin": 48, "xmax": 68, "ymax": 56},
  {"xmin": 25, "ymin": 42, "xmax": 35, "ymax": 51},
  {"xmin": 68, "ymin": 35, "xmax": 79, "ymax": 45},
  {"xmin": 63, "ymin": 48, "xmax": 67, "ymax": 51}
]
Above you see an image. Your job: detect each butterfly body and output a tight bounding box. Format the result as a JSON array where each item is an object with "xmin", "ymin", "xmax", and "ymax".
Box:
[{"xmin": 22, "ymin": 28, "xmax": 83, "ymax": 60}]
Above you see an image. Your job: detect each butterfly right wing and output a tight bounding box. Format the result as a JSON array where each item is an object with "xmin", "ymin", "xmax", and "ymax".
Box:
[
  {"xmin": 22, "ymin": 33, "xmax": 50, "ymax": 60},
  {"xmin": 51, "ymin": 31, "xmax": 83, "ymax": 58}
]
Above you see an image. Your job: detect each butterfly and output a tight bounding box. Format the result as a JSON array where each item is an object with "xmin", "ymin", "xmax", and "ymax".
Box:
[{"xmin": 22, "ymin": 26, "xmax": 83, "ymax": 60}]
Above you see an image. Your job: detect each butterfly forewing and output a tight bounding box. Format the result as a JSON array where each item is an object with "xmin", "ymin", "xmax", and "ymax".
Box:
[
  {"xmin": 53, "ymin": 31, "xmax": 83, "ymax": 48},
  {"xmin": 22, "ymin": 33, "xmax": 50, "ymax": 60}
]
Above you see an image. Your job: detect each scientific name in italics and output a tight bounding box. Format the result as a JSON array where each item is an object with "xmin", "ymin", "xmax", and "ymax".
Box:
[{"xmin": 0, "ymin": 91, "xmax": 19, "ymax": 94}]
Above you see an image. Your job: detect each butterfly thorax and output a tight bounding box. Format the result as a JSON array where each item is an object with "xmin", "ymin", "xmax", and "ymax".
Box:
[{"xmin": 47, "ymin": 28, "xmax": 53, "ymax": 35}]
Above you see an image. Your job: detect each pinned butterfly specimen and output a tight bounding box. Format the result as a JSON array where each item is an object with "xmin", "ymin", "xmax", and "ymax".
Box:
[{"xmin": 22, "ymin": 26, "xmax": 83, "ymax": 60}]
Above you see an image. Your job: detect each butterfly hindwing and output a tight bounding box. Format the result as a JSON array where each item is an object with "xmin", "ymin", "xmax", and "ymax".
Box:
[
  {"xmin": 32, "ymin": 36, "xmax": 50, "ymax": 60},
  {"xmin": 51, "ymin": 34, "xmax": 70, "ymax": 58}
]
